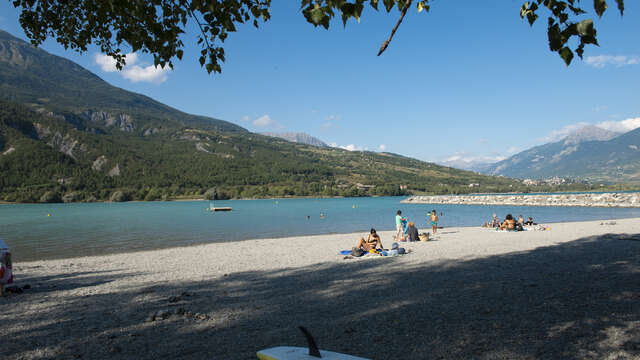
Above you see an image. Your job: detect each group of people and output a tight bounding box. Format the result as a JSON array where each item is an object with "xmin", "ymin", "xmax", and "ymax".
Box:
[
  {"xmin": 351, "ymin": 209, "xmax": 439, "ymax": 257},
  {"xmin": 395, "ymin": 209, "xmax": 438, "ymax": 242},
  {"xmin": 483, "ymin": 213, "xmax": 535, "ymax": 231}
]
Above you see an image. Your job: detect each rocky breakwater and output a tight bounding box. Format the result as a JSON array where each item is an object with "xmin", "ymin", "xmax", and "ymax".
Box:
[{"xmin": 402, "ymin": 192, "xmax": 640, "ymax": 208}]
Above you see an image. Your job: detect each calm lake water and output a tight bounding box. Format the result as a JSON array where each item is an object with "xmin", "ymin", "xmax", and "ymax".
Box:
[{"xmin": 2, "ymin": 196, "xmax": 640, "ymax": 262}]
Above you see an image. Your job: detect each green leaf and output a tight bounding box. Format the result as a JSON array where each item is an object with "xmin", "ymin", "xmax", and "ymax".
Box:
[
  {"xmin": 615, "ymin": 0, "xmax": 624, "ymax": 15},
  {"xmin": 576, "ymin": 19, "xmax": 594, "ymax": 36},
  {"xmin": 417, "ymin": 1, "xmax": 429, "ymax": 12},
  {"xmin": 559, "ymin": 46, "xmax": 574, "ymax": 65},
  {"xmin": 309, "ymin": 8, "xmax": 326, "ymax": 25},
  {"xmin": 594, "ymin": 0, "xmax": 608, "ymax": 17},
  {"xmin": 383, "ymin": 0, "xmax": 395, "ymax": 12}
]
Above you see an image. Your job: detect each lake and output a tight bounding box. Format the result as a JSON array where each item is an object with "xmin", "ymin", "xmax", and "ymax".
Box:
[{"xmin": 2, "ymin": 196, "xmax": 640, "ymax": 261}]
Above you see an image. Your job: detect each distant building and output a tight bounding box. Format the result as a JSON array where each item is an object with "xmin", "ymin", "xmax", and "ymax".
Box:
[{"xmin": 356, "ymin": 183, "xmax": 376, "ymax": 190}]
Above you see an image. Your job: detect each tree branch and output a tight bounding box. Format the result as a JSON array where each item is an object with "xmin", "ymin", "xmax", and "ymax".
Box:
[
  {"xmin": 185, "ymin": 1, "xmax": 212, "ymax": 52},
  {"xmin": 377, "ymin": 0, "xmax": 412, "ymax": 56}
]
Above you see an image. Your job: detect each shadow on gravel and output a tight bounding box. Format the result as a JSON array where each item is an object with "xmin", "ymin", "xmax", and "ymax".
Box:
[
  {"xmin": 2, "ymin": 233, "xmax": 640, "ymax": 359},
  {"xmin": 13, "ymin": 269, "xmax": 127, "ymax": 294}
]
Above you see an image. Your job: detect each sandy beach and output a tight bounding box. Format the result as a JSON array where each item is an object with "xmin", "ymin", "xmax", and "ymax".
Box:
[{"xmin": 2, "ymin": 218, "xmax": 640, "ymax": 359}]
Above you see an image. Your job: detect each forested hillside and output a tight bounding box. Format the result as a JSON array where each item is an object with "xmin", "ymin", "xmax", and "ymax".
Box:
[
  {"xmin": 0, "ymin": 100, "xmax": 525, "ymax": 202},
  {"xmin": 0, "ymin": 29, "xmax": 523, "ymax": 203}
]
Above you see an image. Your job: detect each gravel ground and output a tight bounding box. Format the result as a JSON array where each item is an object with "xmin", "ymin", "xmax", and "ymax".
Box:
[{"xmin": 2, "ymin": 218, "xmax": 640, "ymax": 359}]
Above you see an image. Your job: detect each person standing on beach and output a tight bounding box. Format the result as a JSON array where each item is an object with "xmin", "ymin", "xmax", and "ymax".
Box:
[
  {"xmin": 430, "ymin": 210, "xmax": 439, "ymax": 236},
  {"xmin": 395, "ymin": 210, "xmax": 404, "ymax": 240}
]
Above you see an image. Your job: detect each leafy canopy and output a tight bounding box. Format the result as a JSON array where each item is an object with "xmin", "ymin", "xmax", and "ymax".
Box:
[
  {"xmin": 520, "ymin": 0, "xmax": 625, "ymax": 65},
  {"xmin": 10, "ymin": 0, "xmax": 625, "ymax": 73}
]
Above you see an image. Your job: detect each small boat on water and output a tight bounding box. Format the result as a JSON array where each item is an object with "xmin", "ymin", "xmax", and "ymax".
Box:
[{"xmin": 206, "ymin": 201, "xmax": 232, "ymax": 212}]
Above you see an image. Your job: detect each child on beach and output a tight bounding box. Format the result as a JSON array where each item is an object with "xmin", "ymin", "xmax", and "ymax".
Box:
[
  {"xmin": 395, "ymin": 210, "xmax": 405, "ymax": 241},
  {"xmin": 430, "ymin": 210, "xmax": 438, "ymax": 236}
]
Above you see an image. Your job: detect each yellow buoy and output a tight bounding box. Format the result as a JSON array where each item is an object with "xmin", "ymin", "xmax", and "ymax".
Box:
[{"xmin": 47, "ymin": 213, "xmax": 51, "ymax": 217}]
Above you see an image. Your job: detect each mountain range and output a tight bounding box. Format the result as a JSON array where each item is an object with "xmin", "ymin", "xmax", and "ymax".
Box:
[
  {"xmin": 0, "ymin": 29, "xmax": 521, "ymax": 202},
  {"xmin": 483, "ymin": 125, "xmax": 640, "ymax": 183},
  {"xmin": 260, "ymin": 132, "xmax": 327, "ymax": 147}
]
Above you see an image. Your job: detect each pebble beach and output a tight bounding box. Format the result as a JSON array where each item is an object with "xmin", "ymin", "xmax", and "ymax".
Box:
[{"xmin": 2, "ymin": 217, "xmax": 640, "ymax": 359}]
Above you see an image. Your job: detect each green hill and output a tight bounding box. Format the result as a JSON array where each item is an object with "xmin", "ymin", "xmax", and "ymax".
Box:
[
  {"xmin": 0, "ymin": 30, "xmax": 245, "ymax": 134},
  {"xmin": 0, "ymin": 29, "xmax": 521, "ymax": 203}
]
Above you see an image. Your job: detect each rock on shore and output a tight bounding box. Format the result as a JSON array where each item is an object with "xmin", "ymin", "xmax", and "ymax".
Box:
[{"xmin": 402, "ymin": 192, "xmax": 640, "ymax": 207}]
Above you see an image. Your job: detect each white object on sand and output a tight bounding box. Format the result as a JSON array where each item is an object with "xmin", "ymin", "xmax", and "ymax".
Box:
[{"xmin": 257, "ymin": 346, "xmax": 370, "ymax": 360}]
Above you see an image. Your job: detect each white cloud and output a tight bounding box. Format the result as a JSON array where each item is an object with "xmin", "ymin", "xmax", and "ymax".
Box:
[
  {"xmin": 121, "ymin": 64, "xmax": 168, "ymax": 83},
  {"xmin": 538, "ymin": 122, "xmax": 590, "ymax": 143},
  {"xmin": 95, "ymin": 53, "xmax": 139, "ymax": 72},
  {"xmin": 95, "ymin": 53, "xmax": 120, "ymax": 72},
  {"xmin": 595, "ymin": 117, "xmax": 640, "ymax": 133},
  {"xmin": 253, "ymin": 115, "xmax": 275, "ymax": 127},
  {"xmin": 321, "ymin": 114, "xmax": 341, "ymax": 130},
  {"xmin": 321, "ymin": 122, "xmax": 335, "ymax": 129},
  {"xmin": 438, "ymin": 152, "xmax": 507, "ymax": 170},
  {"xmin": 537, "ymin": 117, "xmax": 640, "ymax": 145},
  {"xmin": 506, "ymin": 146, "xmax": 520, "ymax": 155},
  {"xmin": 442, "ymin": 153, "xmax": 506, "ymax": 164},
  {"xmin": 241, "ymin": 115, "xmax": 250, "ymax": 122},
  {"xmin": 329, "ymin": 142, "xmax": 363, "ymax": 151},
  {"xmin": 94, "ymin": 52, "xmax": 168, "ymax": 83},
  {"xmin": 378, "ymin": 144, "xmax": 387, "ymax": 151},
  {"xmin": 585, "ymin": 55, "xmax": 640, "ymax": 68}
]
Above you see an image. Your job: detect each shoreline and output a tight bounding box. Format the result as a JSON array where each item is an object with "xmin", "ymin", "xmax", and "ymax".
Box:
[
  {"xmin": 3, "ymin": 217, "xmax": 640, "ymax": 359},
  {"xmin": 403, "ymin": 192, "xmax": 640, "ymax": 207},
  {"xmin": 7, "ymin": 216, "xmax": 637, "ymax": 264},
  {"xmin": 10, "ymin": 216, "xmax": 640, "ymax": 267},
  {"xmin": 5, "ymin": 190, "xmax": 640, "ymax": 205}
]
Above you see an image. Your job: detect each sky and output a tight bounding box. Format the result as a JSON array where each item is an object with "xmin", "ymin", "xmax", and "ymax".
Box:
[{"xmin": 1, "ymin": 1, "xmax": 639, "ymax": 166}]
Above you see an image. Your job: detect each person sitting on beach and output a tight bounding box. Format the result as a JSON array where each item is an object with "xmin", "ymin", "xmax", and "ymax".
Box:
[
  {"xmin": 356, "ymin": 228, "xmax": 384, "ymax": 253},
  {"xmin": 500, "ymin": 214, "xmax": 516, "ymax": 230},
  {"xmin": 518, "ymin": 215, "xmax": 525, "ymax": 226},
  {"xmin": 525, "ymin": 216, "xmax": 534, "ymax": 226},
  {"xmin": 385, "ymin": 242, "xmax": 406, "ymax": 256},
  {"xmin": 489, "ymin": 213, "xmax": 500, "ymax": 228},
  {"xmin": 406, "ymin": 222, "xmax": 420, "ymax": 242}
]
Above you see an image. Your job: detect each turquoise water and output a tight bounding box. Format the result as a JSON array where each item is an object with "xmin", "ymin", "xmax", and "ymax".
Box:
[{"xmin": 2, "ymin": 196, "xmax": 640, "ymax": 262}]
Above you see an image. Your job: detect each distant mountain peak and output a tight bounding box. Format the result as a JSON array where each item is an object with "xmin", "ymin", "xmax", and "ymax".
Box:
[
  {"xmin": 261, "ymin": 132, "xmax": 327, "ymax": 147},
  {"xmin": 563, "ymin": 125, "xmax": 621, "ymax": 145}
]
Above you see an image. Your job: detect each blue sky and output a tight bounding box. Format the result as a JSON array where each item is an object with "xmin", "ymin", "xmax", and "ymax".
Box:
[{"xmin": 1, "ymin": 1, "xmax": 639, "ymax": 166}]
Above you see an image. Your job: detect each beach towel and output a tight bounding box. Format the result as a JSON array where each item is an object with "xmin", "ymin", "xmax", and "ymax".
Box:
[{"xmin": 340, "ymin": 249, "xmax": 385, "ymax": 257}]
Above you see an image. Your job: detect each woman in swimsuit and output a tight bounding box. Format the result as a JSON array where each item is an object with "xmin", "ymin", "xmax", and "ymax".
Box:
[
  {"xmin": 356, "ymin": 228, "xmax": 384, "ymax": 252},
  {"xmin": 500, "ymin": 214, "xmax": 516, "ymax": 230}
]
